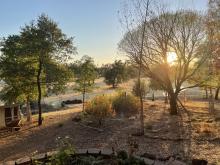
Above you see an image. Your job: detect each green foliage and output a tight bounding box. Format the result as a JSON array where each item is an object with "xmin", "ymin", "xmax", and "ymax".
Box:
[
  {"xmin": 74, "ymin": 56, "xmax": 97, "ymax": 111},
  {"xmin": 74, "ymin": 56, "xmax": 97, "ymax": 93},
  {"xmin": 0, "ymin": 35, "xmax": 38, "ymax": 104},
  {"xmin": 49, "ymin": 137, "xmax": 75, "ymax": 165},
  {"xmin": 85, "ymin": 95, "xmax": 112, "ymax": 125},
  {"xmin": 104, "ymin": 60, "xmax": 128, "ymax": 88},
  {"xmin": 132, "ymin": 80, "xmax": 149, "ymax": 98},
  {"xmin": 4, "ymin": 14, "xmax": 76, "ymax": 125},
  {"xmin": 34, "ymin": 148, "xmax": 146, "ymax": 165},
  {"xmin": 117, "ymin": 150, "xmax": 145, "ymax": 165},
  {"xmin": 19, "ymin": 14, "xmax": 75, "ymax": 93},
  {"xmin": 148, "ymin": 78, "xmax": 164, "ymax": 91},
  {"xmin": 45, "ymin": 60, "xmax": 73, "ymax": 95},
  {"xmin": 117, "ymin": 150, "xmax": 128, "ymax": 160},
  {"xmin": 72, "ymin": 156, "xmax": 105, "ymax": 165},
  {"xmin": 112, "ymin": 92, "xmax": 140, "ymax": 117}
]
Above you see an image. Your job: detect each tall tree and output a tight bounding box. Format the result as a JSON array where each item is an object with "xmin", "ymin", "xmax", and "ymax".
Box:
[
  {"xmin": 104, "ymin": 60, "xmax": 128, "ymax": 88},
  {"xmin": 0, "ymin": 35, "xmax": 38, "ymax": 122},
  {"xmin": 119, "ymin": 0, "xmax": 150, "ymax": 134},
  {"xmin": 119, "ymin": 3, "xmax": 206, "ymax": 115},
  {"xmin": 20, "ymin": 14, "xmax": 76, "ymax": 125},
  {"xmin": 207, "ymin": 0, "xmax": 220, "ymax": 100},
  {"xmin": 74, "ymin": 55, "xmax": 97, "ymax": 111}
]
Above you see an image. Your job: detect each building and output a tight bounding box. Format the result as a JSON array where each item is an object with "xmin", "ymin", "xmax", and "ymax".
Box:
[{"xmin": 0, "ymin": 105, "xmax": 21, "ymax": 129}]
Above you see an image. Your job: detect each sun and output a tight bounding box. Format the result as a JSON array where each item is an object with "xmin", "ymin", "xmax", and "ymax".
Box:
[{"xmin": 167, "ymin": 52, "xmax": 177, "ymax": 64}]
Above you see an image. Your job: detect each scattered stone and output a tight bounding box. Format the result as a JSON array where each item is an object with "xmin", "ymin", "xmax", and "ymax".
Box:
[
  {"xmin": 87, "ymin": 148, "xmax": 100, "ymax": 154},
  {"xmin": 128, "ymin": 116, "xmax": 136, "ymax": 120},
  {"xmin": 101, "ymin": 149, "xmax": 113, "ymax": 156},
  {"xmin": 142, "ymin": 158, "xmax": 154, "ymax": 165},
  {"xmin": 192, "ymin": 159, "xmax": 208, "ymax": 165},
  {"xmin": 32, "ymin": 153, "xmax": 46, "ymax": 161},
  {"xmin": 15, "ymin": 156, "xmax": 31, "ymax": 165},
  {"xmin": 46, "ymin": 150, "xmax": 58, "ymax": 157}
]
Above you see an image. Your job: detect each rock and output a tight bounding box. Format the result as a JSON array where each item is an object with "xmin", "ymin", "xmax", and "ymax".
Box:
[
  {"xmin": 128, "ymin": 116, "xmax": 136, "ymax": 120},
  {"xmin": 87, "ymin": 148, "xmax": 101, "ymax": 154},
  {"xmin": 192, "ymin": 159, "xmax": 208, "ymax": 165},
  {"xmin": 142, "ymin": 158, "xmax": 154, "ymax": 165},
  {"xmin": 32, "ymin": 153, "xmax": 46, "ymax": 161},
  {"xmin": 15, "ymin": 156, "xmax": 31, "ymax": 165},
  {"xmin": 46, "ymin": 150, "xmax": 58, "ymax": 157},
  {"xmin": 101, "ymin": 149, "xmax": 113, "ymax": 156}
]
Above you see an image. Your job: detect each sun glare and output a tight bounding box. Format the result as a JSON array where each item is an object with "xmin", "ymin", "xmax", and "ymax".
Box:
[{"xmin": 167, "ymin": 52, "xmax": 177, "ymax": 64}]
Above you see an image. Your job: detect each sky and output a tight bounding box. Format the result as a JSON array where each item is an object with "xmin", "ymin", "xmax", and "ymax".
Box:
[{"xmin": 0, "ymin": 0, "xmax": 208, "ymax": 65}]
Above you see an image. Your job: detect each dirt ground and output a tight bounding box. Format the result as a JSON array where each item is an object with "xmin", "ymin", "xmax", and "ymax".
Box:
[{"xmin": 0, "ymin": 100, "xmax": 220, "ymax": 164}]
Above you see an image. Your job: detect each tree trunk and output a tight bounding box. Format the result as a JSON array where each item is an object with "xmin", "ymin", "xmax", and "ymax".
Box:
[
  {"xmin": 136, "ymin": 1, "xmax": 149, "ymax": 135},
  {"xmin": 215, "ymin": 87, "xmax": 220, "ymax": 100},
  {"xmin": 209, "ymin": 87, "xmax": 215, "ymax": 113},
  {"xmin": 26, "ymin": 96, "xmax": 32, "ymax": 122},
  {"xmin": 112, "ymin": 83, "xmax": 115, "ymax": 88},
  {"xmin": 82, "ymin": 87, "xmax": 85, "ymax": 111},
  {"xmin": 205, "ymin": 87, "xmax": 208, "ymax": 99},
  {"xmin": 139, "ymin": 78, "xmax": 144, "ymax": 135},
  {"xmin": 152, "ymin": 92, "xmax": 155, "ymax": 101},
  {"xmin": 37, "ymin": 59, "xmax": 43, "ymax": 126},
  {"xmin": 113, "ymin": 78, "xmax": 117, "ymax": 88},
  {"xmin": 169, "ymin": 93, "xmax": 178, "ymax": 115},
  {"xmin": 165, "ymin": 92, "xmax": 168, "ymax": 104}
]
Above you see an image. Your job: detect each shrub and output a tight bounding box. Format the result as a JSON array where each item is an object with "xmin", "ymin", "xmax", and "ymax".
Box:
[
  {"xmin": 50, "ymin": 137, "xmax": 75, "ymax": 165},
  {"xmin": 112, "ymin": 92, "xmax": 140, "ymax": 117},
  {"xmin": 85, "ymin": 95, "xmax": 112, "ymax": 125},
  {"xmin": 132, "ymin": 80, "xmax": 149, "ymax": 98}
]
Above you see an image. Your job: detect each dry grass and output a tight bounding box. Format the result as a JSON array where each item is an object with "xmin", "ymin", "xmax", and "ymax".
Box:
[{"xmin": 194, "ymin": 123, "xmax": 215, "ymax": 134}]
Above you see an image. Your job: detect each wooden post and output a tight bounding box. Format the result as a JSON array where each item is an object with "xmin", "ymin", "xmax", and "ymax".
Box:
[{"xmin": 11, "ymin": 107, "xmax": 14, "ymax": 121}]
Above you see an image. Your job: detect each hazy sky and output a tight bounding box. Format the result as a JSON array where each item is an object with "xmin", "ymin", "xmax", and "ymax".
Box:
[{"xmin": 0, "ymin": 0, "xmax": 208, "ymax": 65}]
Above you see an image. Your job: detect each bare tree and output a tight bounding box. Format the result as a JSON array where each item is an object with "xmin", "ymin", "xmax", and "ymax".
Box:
[
  {"xmin": 119, "ymin": 1, "xmax": 206, "ymax": 115},
  {"xmin": 119, "ymin": 0, "xmax": 150, "ymax": 134}
]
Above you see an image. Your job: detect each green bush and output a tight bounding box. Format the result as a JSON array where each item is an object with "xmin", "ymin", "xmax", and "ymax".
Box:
[
  {"xmin": 85, "ymin": 95, "xmax": 112, "ymax": 125},
  {"xmin": 132, "ymin": 80, "xmax": 149, "ymax": 98},
  {"xmin": 112, "ymin": 92, "xmax": 140, "ymax": 117},
  {"xmin": 48, "ymin": 137, "xmax": 75, "ymax": 165},
  {"xmin": 34, "ymin": 147, "xmax": 146, "ymax": 165}
]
